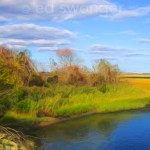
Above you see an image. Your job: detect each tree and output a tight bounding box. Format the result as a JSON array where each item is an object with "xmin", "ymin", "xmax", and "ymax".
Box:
[
  {"xmin": 16, "ymin": 50, "xmax": 37, "ymax": 85},
  {"xmin": 97, "ymin": 59, "xmax": 120, "ymax": 83},
  {"xmin": 57, "ymin": 48, "xmax": 76, "ymax": 67},
  {"xmin": 0, "ymin": 47, "xmax": 23, "ymax": 93}
]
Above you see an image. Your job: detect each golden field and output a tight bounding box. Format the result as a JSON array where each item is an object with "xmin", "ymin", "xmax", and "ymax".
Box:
[{"xmin": 122, "ymin": 74, "xmax": 150, "ymax": 89}]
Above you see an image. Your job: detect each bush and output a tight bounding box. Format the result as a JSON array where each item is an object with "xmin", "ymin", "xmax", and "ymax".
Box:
[
  {"xmin": 29, "ymin": 74, "xmax": 45, "ymax": 87},
  {"xmin": 99, "ymin": 84, "xmax": 109, "ymax": 93},
  {"xmin": 26, "ymin": 87, "xmax": 54, "ymax": 101},
  {"xmin": 0, "ymin": 99, "xmax": 11, "ymax": 113},
  {"xmin": 97, "ymin": 59, "xmax": 120, "ymax": 83},
  {"xmin": 89, "ymin": 73, "xmax": 105, "ymax": 86},
  {"xmin": 11, "ymin": 88, "xmax": 28, "ymax": 103},
  {"xmin": 15, "ymin": 100, "xmax": 31, "ymax": 113},
  {"xmin": 47, "ymin": 75, "xmax": 58, "ymax": 84}
]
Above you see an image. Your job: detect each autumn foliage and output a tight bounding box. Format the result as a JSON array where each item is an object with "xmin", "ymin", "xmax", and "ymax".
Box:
[
  {"xmin": 0, "ymin": 47, "xmax": 38, "ymax": 90},
  {"xmin": 49, "ymin": 48, "xmax": 120, "ymax": 86}
]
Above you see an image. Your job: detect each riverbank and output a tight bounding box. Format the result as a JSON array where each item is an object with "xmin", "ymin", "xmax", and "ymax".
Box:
[
  {"xmin": 2, "ymin": 85, "xmax": 150, "ymax": 130},
  {"xmin": 36, "ymin": 107, "xmax": 150, "ymax": 128},
  {"xmin": 1, "ymin": 79, "xmax": 150, "ymax": 131},
  {"xmin": 0, "ymin": 81, "xmax": 150, "ymax": 150},
  {"xmin": 2, "ymin": 107, "xmax": 150, "ymax": 150}
]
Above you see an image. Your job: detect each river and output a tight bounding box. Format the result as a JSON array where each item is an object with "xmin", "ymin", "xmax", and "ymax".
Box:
[{"xmin": 35, "ymin": 111, "xmax": 150, "ymax": 150}]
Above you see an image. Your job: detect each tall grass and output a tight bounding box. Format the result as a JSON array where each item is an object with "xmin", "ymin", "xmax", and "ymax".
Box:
[{"xmin": 2, "ymin": 83, "xmax": 150, "ymax": 124}]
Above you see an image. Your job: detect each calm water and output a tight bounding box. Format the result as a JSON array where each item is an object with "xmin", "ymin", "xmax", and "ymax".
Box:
[{"xmin": 35, "ymin": 111, "xmax": 150, "ymax": 150}]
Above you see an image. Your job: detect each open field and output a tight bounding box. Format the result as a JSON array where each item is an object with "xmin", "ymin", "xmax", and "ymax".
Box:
[
  {"xmin": 122, "ymin": 74, "xmax": 150, "ymax": 79},
  {"xmin": 122, "ymin": 74, "xmax": 150, "ymax": 89}
]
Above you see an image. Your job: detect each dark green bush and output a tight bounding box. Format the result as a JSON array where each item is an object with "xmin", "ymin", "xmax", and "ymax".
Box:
[
  {"xmin": 11, "ymin": 88, "xmax": 28, "ymax": 103},
  {"xmin": 29, "ymin": 74, "xmax": 45, "ymax": 87},
  {"xmin": 99, "ymin": 84, "xmax": 109, "ymax": 93},
  {"xmin": 0, "ymin": 98, "xmax": 11, "ymax": 112},
  {"xmin": 15, "ymin": 100, "xmax": 30, "ymax": 113},
  {"xmin": 26, "ymin": 87, "xmax": 55, "ymax": 101},
  {"xmin": 47, "ymin": 75, "xmax": 58, "ymax": 84}
]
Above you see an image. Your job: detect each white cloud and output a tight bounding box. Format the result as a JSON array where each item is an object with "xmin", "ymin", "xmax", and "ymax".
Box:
[
  {"xmin": 125, "ymin": 52, "xmax": 150, "ymax": 57},
  {"xmin": 136, "ymin": 38, "xmax": 150, "ymax": 43},
  {"xmin": 111, "ymin": 6, "xmax": 150, "ymax": 20},
  {"xmin": 93, "ymin": 56, "xmax": 119, "ymax": 61},
  {"xmin": 119, "ymin": 30, "xmax": 138, "ymax": 35},
  {"xmin": 0, "ymin": 23, "xmax": 76, "ymax": 50},
  {"xmin": 89, "ymin": 44, "xmax": 130, "ymax": 52},
  {"xmin": 37, "ymin": 47, "xmax": 59, "ymax": 52},
  {"xmin": 5, "ymin": 44, "xmax": 26, "ymax": 50},
  {"xmin": 2, "ymin": 39, "xmax": 70, "ymax": 47},
  {"xmin": 1, "ymin": 1, "xmax": 150, "ymax": 21},
  {"xmin": 0, "ymin": 0, "xmax": 118, "ymax": 21},
  {"xmin": 0, "ymin": 41, "xmax": 3, "ymax": 45},
  {"xmin": 0, "ymin": 16, "xmax": 9, "ymax": 22},
  {"xmin": 88, "ymin": 43, "xmax": 150, "ymax": 62},
  {"xmin": 0, "ymin": 24, "xmax": 76, "ymax": 40}
]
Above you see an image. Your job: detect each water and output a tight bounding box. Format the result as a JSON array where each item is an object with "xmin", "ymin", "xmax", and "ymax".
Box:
[{"xmin": 35, "ymin": 111, "xmax": 150, "ymax": 150}]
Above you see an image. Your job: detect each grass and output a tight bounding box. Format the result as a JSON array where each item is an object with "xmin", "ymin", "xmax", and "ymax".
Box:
[
  {"xmin": 1, "ymin": 83, "xmax": 150, "ymax": 123},
  {"xmin": 1, "ymin": 75, "xmax": 150, "ymax": 126},
  {"xmin": 54, "ymin": 83, "xmax": 150, "ymax": 116},
  {"xmin": 0, "ymin": 111, "xmax": 38, "ymax": 127}
]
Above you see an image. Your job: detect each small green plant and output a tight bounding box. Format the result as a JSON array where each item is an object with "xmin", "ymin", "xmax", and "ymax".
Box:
[
  {"xmin": 15, "ymin": 100, "xmax": 31, "ymax": 113},
  {"xmin": 100, "ymin": 84, "xmax": 109, "ymax": 93}
]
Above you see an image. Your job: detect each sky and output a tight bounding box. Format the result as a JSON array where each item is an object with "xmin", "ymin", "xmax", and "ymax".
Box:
[{"xmin": 0, "ymin": 0, "xmax": 150, "ymax": 73}]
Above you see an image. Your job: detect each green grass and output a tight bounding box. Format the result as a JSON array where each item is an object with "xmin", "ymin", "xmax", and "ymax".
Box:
[
  {"xmin": 1, "ymin": 83, "xmax": 150, "ymax": 125},
  {"xmin": 0, "ymin": 111, "xmax": 38, "ymax": 127},
  {"xmin": 52, "ymin": 83, "xmax": 150, "ymax": 116}
]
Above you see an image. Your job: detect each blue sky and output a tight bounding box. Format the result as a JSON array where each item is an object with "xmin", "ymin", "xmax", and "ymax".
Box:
[{"xmin": 0, "ymin": 0, "xmax": 150, "ymax": 73}]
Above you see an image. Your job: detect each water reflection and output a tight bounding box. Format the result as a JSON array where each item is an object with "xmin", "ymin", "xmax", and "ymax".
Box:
[{"xmin": 35, "ymin": 112, "xmax": 150, "ymax": 150}]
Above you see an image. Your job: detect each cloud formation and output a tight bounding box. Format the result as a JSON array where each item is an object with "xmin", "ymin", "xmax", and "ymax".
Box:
[
  {"xmin": 136, "ymin": 38, "xmax": 150, "ymax": 43},
  {"xmin": 111, "ymin": 6, "xmax": 150, "ymax": 20},
  {"xmin": 0, "ymin": 24, "xmax": 76, "ymax": 40},
  {"xmin": 0, "ymin": 16, "xmax": 9, "ymax": 22},
  {"xmin": 89, "ymin": 44, "xmax": 130, "ymax": 52},
  {"xmin": 0, "ymin": 0, "xmax": 118, "ymax": 21},
  {"xmin": 0, "ymin": 0, "xmax": 150, "ymax": 22},
  {"xmin": 88, "ymin": 43, "xmax": 150, "ymax": 62},
  {"xmin": 125, "ymin": 53, "xmax": 150, "ymax": 57},
  {"xmin": 37, "ymin": 47, "xmax": 59, "ymax": 52},
  {"xmin": 2, "ymin": 39, "xmax": 70, "ymax": 47},
  {"xmin": 0, "ymin": 23, "xmax": 76, "ymax": 50},
  {"xmin": 119, "ymin": 30, "xmax": 138, "ymax": 35}
]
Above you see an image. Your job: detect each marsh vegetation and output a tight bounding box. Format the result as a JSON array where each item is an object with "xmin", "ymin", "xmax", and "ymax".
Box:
[{"xmin": 0, "ymin": 47, "xmax": 150, "ymax": 149}]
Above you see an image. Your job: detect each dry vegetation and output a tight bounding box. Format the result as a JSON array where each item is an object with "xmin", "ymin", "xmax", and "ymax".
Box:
[
  {"xmin": 0, "ymin": 125, "xmax": 34, "ymax": 150},
  {"xmin": 122, "ymin": 74, "xmax": 150, "ymax": 89}
]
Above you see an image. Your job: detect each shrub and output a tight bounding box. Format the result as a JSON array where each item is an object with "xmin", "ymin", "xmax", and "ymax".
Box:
[
  {"xmin": 47, "ymin": 75, "xmax": 58, "ymax": 84},
  {"xmin": 89, "ymin": 73, "xmax": 105, "ymax": 86},
  {"xmin": 15, "ymin": 100, "xmax": 31, "ymax": 113},
  {"xmin": 29, "ymin": 74, "xmax": 45, "ymax": 87},
  {"xmin": 97, "ymin": 59, "xmax": 120, "ymax": 83},
  {"xmin": 11, "ymin": 88, "xmax": 28, "ymax": 103},
  {"xmin": 99, "ymin": 84, "xmax": 109, "ymax": 93}
]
